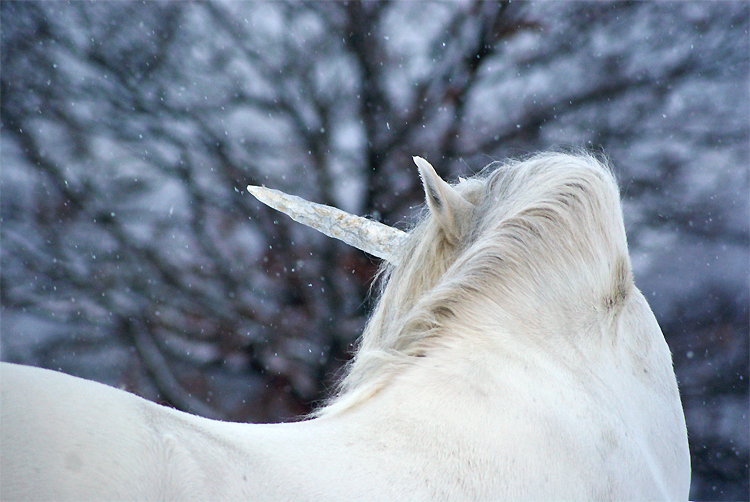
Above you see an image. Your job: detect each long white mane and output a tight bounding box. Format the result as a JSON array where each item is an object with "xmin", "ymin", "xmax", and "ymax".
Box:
[
  {"xmin": 1, "ymin": 152, "xmax": 691, "ymax": 501},
  {"xmin": 322, "ymin": 152, "xmax": 632, "ymax": 415}
]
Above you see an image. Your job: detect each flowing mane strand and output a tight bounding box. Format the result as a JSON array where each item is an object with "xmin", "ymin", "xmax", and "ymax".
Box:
[{"xmin": 319, "ymin": 152, "xmax": 633, "ymax": 416}]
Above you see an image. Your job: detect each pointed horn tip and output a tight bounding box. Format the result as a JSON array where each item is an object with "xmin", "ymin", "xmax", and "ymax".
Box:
[{"xmin": 246, "ymin": 185, "xmax": 266, "ymax": 200}]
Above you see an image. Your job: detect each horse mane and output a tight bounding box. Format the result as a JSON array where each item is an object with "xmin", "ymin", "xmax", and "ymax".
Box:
[{"xmin": 317, "ymin": 151, "xmax": 633, "ymax": 416}]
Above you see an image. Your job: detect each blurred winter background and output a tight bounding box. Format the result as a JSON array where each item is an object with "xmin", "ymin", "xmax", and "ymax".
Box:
[{"xmin": 1, "ymin": 1, "xmax": 747, "ymax": 499}]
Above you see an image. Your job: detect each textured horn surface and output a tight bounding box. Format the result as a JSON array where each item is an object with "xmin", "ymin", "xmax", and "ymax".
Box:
[{"xmin": 247, "ymin": 185, "xmax": 407, "ymax": 264}]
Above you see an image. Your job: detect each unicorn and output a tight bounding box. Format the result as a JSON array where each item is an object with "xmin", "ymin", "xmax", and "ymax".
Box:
[{"xmin": 1, "ymin": 153, "xmax": 690, "ymax": 500}]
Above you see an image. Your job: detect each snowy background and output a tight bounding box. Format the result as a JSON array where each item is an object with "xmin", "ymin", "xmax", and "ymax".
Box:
[{"xmin": 1, "ymin": 2, "xmax": 747, "ymax": 499}]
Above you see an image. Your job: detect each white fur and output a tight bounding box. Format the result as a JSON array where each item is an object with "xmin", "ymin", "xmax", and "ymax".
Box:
[{"xmin": 0, "ymin": 153, "xmax": 690, "ymax": 500}]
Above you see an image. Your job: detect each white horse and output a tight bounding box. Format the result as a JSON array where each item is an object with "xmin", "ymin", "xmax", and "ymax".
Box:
[{"xmin": 1, "ymin": 153, "xmax": 690, "ymax": 501}]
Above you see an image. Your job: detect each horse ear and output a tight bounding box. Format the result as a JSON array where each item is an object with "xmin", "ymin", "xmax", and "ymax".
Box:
[{"xmin": 413, "ymin": 156, "xmax": 473, "ymax": 243}]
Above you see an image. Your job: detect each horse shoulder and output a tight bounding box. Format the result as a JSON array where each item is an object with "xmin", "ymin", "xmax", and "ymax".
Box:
[{"xmin": 341, "ymin": 320, "xmax": 688, "ymax": 501}]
